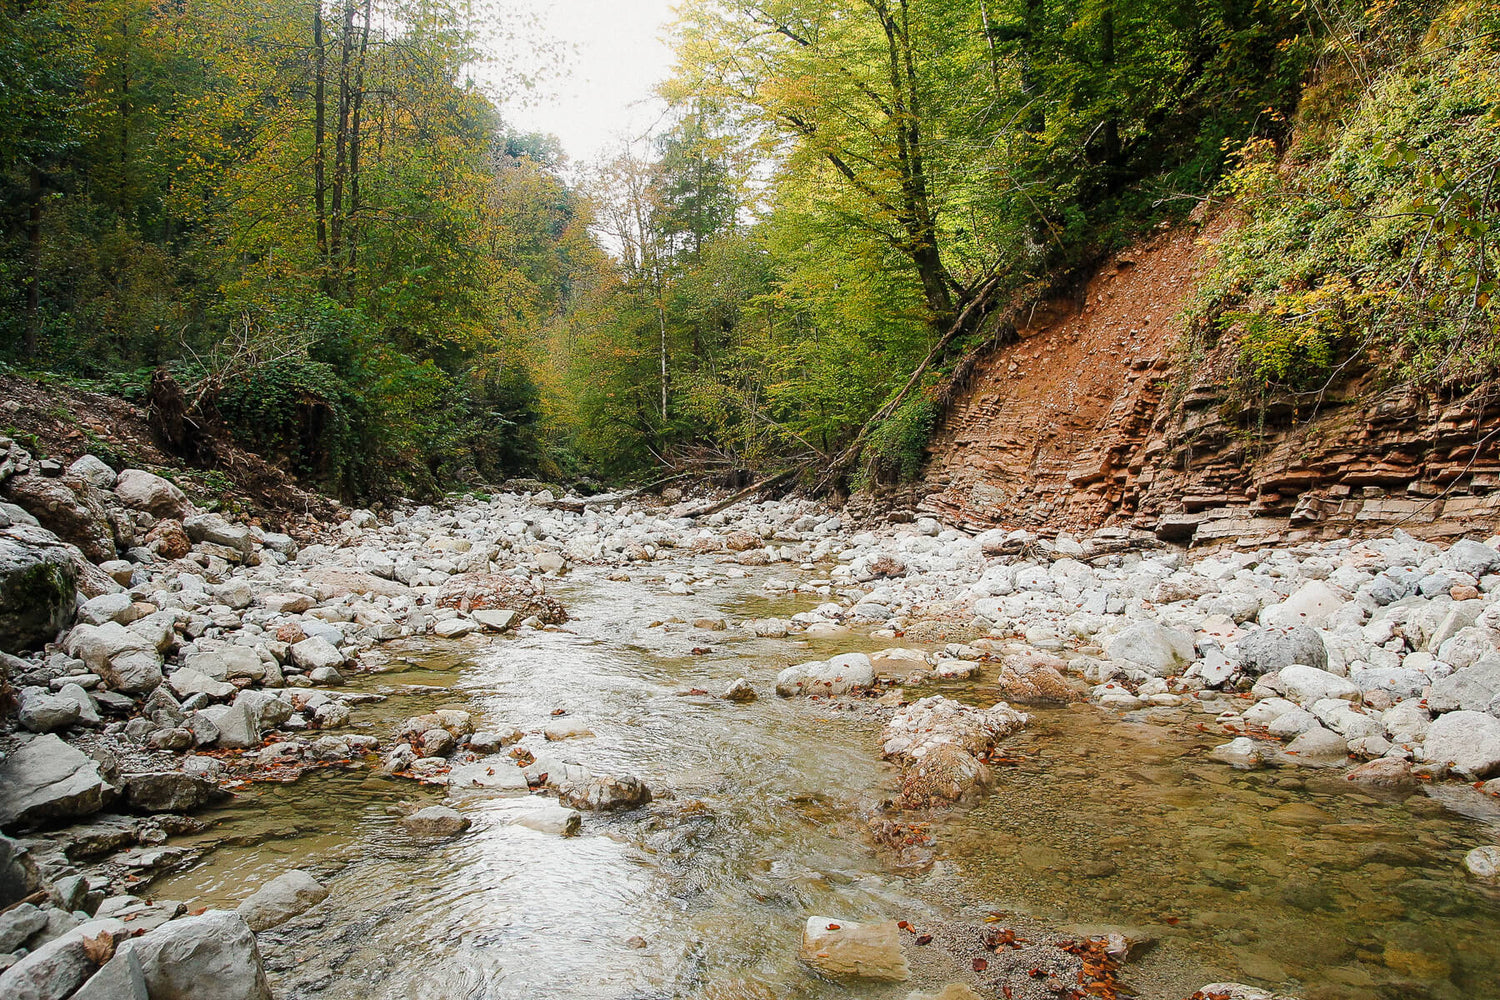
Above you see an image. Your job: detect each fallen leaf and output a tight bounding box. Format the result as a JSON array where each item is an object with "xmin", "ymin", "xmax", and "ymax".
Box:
[
  {"xmin": 826, "ymin": 923, "xmax": 841, "ymax": 930},
  {"xmin": 972, "ymin": 958, "xmax": 988, "ymax": 972},
  {"xmin": 916, "ymin": 934, "xmax": 933, "ymax": 946},
  {"xmin": 81, "ymin": 931, "xmax": 114, "ymax": 965}
]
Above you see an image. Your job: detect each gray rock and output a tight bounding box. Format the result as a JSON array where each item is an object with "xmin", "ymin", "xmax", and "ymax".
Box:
[
  {"xmin": 557, "ymin": 774, "xmax": 652, "ymax": 811},
  {"xmin": 1237, "ymin": 625, "xmax": 1327, "ymax": 675},
  {"xmin": 112, "ymin": 471, "xmax": 190, "ymax": 520},
  {"xmin": 0, "ymin": 735, "xmax": 118, "ymax": 829},
  {"xmin": 166, "ymin": 668, "xmax": 234, "ymax": 700},
  {"xmin": 509, "ymin": 805, "xmax": 581, "ymax": 836},
  {"xmin": 65, "ymin": 623, "xmax": 162, "ymax": 693},
  {"xmin": 1423, "ymin": 710, "xmax": 1500, "ymax": 778},
  {"xmin": 0, "ymin": 903, "xmax": 48, "ymax": 952},
  {"xmin": 1104, "ymin": 621, "xmax": 1195, "ymax": 675},
  {"xmin": 471, "ymin": 608, "xmax": 518, "ymax": 631},
  {"xmin": 289, "ymin": 637, "xmax": 344, "ymax": 672},
  {"xmin": 2, "ymin": 474, "xmax": 116, "ymax": 563},
  {"xmin": 0, "ymin": 917, "xmax": 126, "ymax": 1000},
  {"xmin": 70, "ymin": 944, "xmax": 147, "ymax": 1000},
  {"xmin": 775, "ymin": 653, "xmax": 875, "ymax": 696},
  {"xmin": 128, "ymin": 910, "xmax": 272, "ymax": 1000},
  {"xmin": 720, "ymin": 677, "xmax": 757, "ymax": 702},
  {"xmin": 17, "ymin": 688, "xmax": 81, "ymax": 733},
  {"xmin": 1282, "ymin": 725, "xmax": 1350, "ymax": 764},
  {"xmin": 447, "ymin": 759, "xmax": 529, "ymax": 792},
  {"xmin": 67, "ymin": 456, "xmax": 117, "ymax": 491},
  {"xmin": 185, "ymin": 647, "xmax": 265, "ymax": 683},
  {"xmin": 235, "ymin": 870, "xmax": 328, "ymax": 931},
  {"xmin": 182, "ymin": 514, "xmax": 253, "ymax": 555},
  {"xmin": 195, "ymin": 703, "xmax": 259, "ymax": 749},
  {"xmin": 1427, "ymin": 657, "xmax": 1500, "ymax": 714},
  {"xmin": 122, "ymin": 772, "xmax": 226, "ymax": 813},
  {"xmin": 1445, "ymin": 538, "xmax": 1500, "ymax": 578},
  {"xmin": 77, "ymin": 593, "xmax": 134, "ymax": 626},
  {"xmin": 233, "ymin": 689, "xmax": 292, "ymax": 730},
  {"xmin": 400, "ymin": 805, "xmax": 471, "ymax": 838},
  {"xmin": 0, "ymin": 529, "xmax": 77, "ymax": 654},
  {"xmin": 1277, "ymin": 664, "xmax": 1359, "ymax": 705}
]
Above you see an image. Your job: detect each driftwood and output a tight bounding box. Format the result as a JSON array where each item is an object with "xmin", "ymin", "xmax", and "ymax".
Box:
[
  {"xmin": 680, "ymin": 467, "xmax": 800, "ymax": 518},
  {"xmin": 538, "ymin": 471, "xmax": 694, "ymax": 513}
]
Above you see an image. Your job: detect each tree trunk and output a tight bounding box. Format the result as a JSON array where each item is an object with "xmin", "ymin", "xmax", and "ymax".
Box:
[
  {"xmin": 345, "ymin": 0, "xmax": 373, "ymax": 279},
  {"xmin": 24, "ymin": 166, "xmax": 42, "ymax": 356},
  {"xmin": 313, "ymin": 7, "xmax": 328, "ymax": 262}
]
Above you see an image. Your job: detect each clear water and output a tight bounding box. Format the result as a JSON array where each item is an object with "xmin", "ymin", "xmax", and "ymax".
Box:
[{"xmin": 147, "ymin": 563, "xmax": 1500, "ymax": 1000}]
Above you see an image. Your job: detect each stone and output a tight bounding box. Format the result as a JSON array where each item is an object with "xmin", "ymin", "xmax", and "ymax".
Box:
[
  {"xmin": 799, "ymin": 916, "xmax": 909, "ymax": 981},
  {"xmin": 447, "ymin": 759, "xmax": 529, "ymax": 792},
  {"xmin": 181, "ymin": 514, "xmax": 253, "ymax": 555},
  {"xmin": 234, "ymin": 689, "xmax": 292, "ymax": 730},
  {"xmin": 309, "ymin": 665, "xmax": 345, "ymax": 686},
  {"xmin": 1464, "ymin": 845, "xmax": 1500, "ymax": 879},
  {"xmin": 1237, "ymin": 625, "xmax": 1327, "ymax": 675},
  {"xmin": 0, "ymin": 529, "xmax": 77, "ymax": 653},
  {"xmin": 0, "ymin": 903, "xmax": 48, "ymax": 952},
  {"xmin": 509, "ymin": 805, "xmax": 582, "ymax": 836},
  {"xmin": 167, "ymin": 668, "xmax": 235, "ymax": 700},
  {"xmin": 122, "ymin": 772, "xmax": 226, "ymax": 813},
  {"xmin": 1103, "ymin": 621, "xmax": 1195, "ymax": 675},
  {"xmin": 907, "ymin": 988, "xmax": 984, "ymax": 1000},
  {"xmin": 77, "ymin": 593, "xmax": 134, "ymax": 626},
  {"xmin": 2, "ymin": 474, "xmax": 116, "ymax": 563},
  {"xmin": 70, "ymin": 945, "xmax": 147, "ymax": 1000},
  {"xmin": 471, "ymin": 608, "xmax": 519, "ymax": 631},
  {"xmin": 557, "ymin": 775, "xmax": 652, "ymax": 811},
  {"xmin": 1277, "ymin": 664, "xmax": 1359, "ymax": 705},
  {"xmin": 1445, "ymin": 538, "xmax": 1500, "ymax": 578},
  {"xmin": 113, "ymin": 470, "xmax": 190, "ymax": 520},
  {"xmin": 196, "ymin": 702, "xmax": 259, "ymax": 749},
  {"xmin": 720, "ymin": 677, "xmax": 757, "ymax": 702},
  {"xmin": 1345, "ymin": 757, "xmax": 1416, "ymax": 791},
  {"xmin": 433, "ymin": 617, "xmax": 476, "ymax": 639},
  {"xmin": 1210, "ymin": 737, "xmax": 1268, "ymax": 768},
  {"xmin": 68, "ymin": 455, "xmax": 117, "ymax": 490},
  {"xmin": 0, "ymin": 917, "xmax": 126, "ymax": 1000},
  {"xmin": 898, "ymin": 742, "xmax": 990, "ymax": 805},
  {"xmin": 400, "ymin": 805, "xmax": 471, "ymax": 838},
  {"xmin": 17, "ymin": 688, "xmax": 82, "ymax": 733},
  {"xmin": 1383, "ymin": 700, "xmax": 1431, "ymax": 745},
  {"xmin": 775, "ymin": 653, "xmax": 875, "ymax": 696},
  {"xmin": 1260, "ymin": 579, "xmax": 1346, "ymax": 629},
  {"xmin": 186, "ymin": 647, "xmax": 265, "ymax": 683},
  {"xmin": 436, "ymin": 573, "xmax": 567, "ymax": 624},
  {"xmin": 65, "ymin": 623, "xmax": 161, "ymax": 694},
  {"xmin": 0, "ymin": 734, "xmax": 118, "ymax": 828},
  {"xmin": 128, "ymin": 910, "xmax": 272, "ymax": 1000},
  {"xmin": 1423, "ymin": 710, "xmax": 1500, "ymax": 777},
  {"xmin": 995, "ymin": 649, "xmax": 1078, "ymax": 703},
  {"xmin": 1427, "ymin": 658, "xmax": 1500, "ymax": 714},
  {"xmin": 290, "ymin": 636, "xmax": 344, "ymax": 672},
  {"xmin": 144, "ymin": 520, "xmax": 190, "ymax": 559},
  {"xmin": 1282, "ymin": 726, "xmax": 1350, "ymax": 764},
  {"xmin": 258, "ymin": 592, "xmax": 314, "ymax": 614},
  {"xmin": 235, "ymin": 870, "xmax": 329, "ymax": 931}
]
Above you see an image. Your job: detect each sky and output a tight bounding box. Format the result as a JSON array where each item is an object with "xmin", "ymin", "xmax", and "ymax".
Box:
[{"xmin": 496, "ymin": 0, "xmax": 682, "ymax": 168}]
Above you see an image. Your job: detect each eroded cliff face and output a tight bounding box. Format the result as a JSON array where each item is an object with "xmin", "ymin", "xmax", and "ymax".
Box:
[{"xmin": 919, "ymin": 216, "xmax": 1500, "ymax": 545}]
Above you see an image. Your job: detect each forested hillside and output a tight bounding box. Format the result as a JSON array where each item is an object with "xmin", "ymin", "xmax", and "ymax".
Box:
[{"xmin": 2, "ymin": 0, "xmax": 1497, "ymax": 501}]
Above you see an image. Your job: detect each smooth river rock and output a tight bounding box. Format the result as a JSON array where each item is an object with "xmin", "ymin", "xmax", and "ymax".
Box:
[
  {"xmin": 236, "ymin": 870, "xmax": 329, "ymax": 931},
  {"xmin": 0, "ymin": 734, "xmax": 118, "ymax": 829},
  {"xmin": 128, "ymin": 910, "xmax": 272, "ymax": 1000},
  {"xmin": 799, "ymin": 916, "xmax": 909, "ymax": 981}
]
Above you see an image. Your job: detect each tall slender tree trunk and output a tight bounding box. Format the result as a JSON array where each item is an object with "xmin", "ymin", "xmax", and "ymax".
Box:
[
  {"xmin": 313, "ymin": 7, "xmax": 329, "ymax": 263},
  {"xmin": 1100, "ymin": 2, "xmax": 1121, "ymax": 178},
  {"xmin": 330, "ymin": 0, "xmax": 356, "ymax": 273},
  {"xmin": 24, "ymin": 166, "xmax": 42, "ymax": 356},
  {"xmin": 345, "ymin": 0, "xmax": 373, "ymax": 280}
]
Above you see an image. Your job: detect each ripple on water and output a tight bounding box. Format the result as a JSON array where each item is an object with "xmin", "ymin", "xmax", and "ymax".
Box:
[{"xmin": 147, "ymin": 567, "xmax": 1500, "ymax": 1000}]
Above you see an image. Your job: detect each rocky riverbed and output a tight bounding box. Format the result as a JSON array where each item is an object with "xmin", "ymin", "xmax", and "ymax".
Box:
[{"xmin": 3, "ymin": 434, "xmax": 1500, "ymax": 999}]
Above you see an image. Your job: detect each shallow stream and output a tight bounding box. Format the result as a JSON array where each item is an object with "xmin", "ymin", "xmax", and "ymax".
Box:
[{"xmin": 150, "ymin": 565, "xmax": 1500, "ymax": 1000}]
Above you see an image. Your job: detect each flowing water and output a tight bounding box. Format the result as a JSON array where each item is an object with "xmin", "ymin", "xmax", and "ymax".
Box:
[{"xmin": 148, "ymin": 565, "xmax": 1500, "ymax": 1000}]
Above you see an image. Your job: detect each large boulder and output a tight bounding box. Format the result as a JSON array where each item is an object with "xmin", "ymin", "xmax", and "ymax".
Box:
[
  {"xmin": 0, "ymin": 917, "xmax": 128, "ymax": 1000},
  {"xmin": 1277, "ymin": 664, "xmax": 1360, "ymax": 706},
  {"xmin": 1259, "ymin": 580, "xmax": 1346, "ymax": 629},
  {"xmin": 67, "ymin": 455, "xmax": 117, "ymax": 490},
  {"xmin": 436, "ymin": 572, "xmax": 568, "ymax": 624},
  {"xmin": 1427, "ymin": 658, "xmax": 1500, "ymax": 714},
  {"xmin": 182, "ymin": 514, "xmax": 253, "ymax": 556},
  {"xmin": 235, "ymin": 870, "xmax": 328, "ymax": 931},
  {"xmin": 65, "ymin": 622, "xmax": 162, "ymax": 693},
  {"xmin": 0, "ymin": 527, "xmax": 78, "ymax": 653},
  {"xmin": 799, "ymin": 916, "xmax": 909, "ymax": 981},
  {"xmin": 127, "ymin": 910, "xmax": 272, "ymax": 1000},
  {"xmin": 0, "ymin": 735, "xmax": 118, "ymax": 829},
  {"xmin": 113, "ymin": 470, "xmax": 190, "ymax": 520},
  {"xmin": 1422, "ymin": 711, "xmax": 1500, "ymax": 777},
  {"xmin": 122, "ymin": 772, "xmax": 227, "ymax": 813},
  {"xmin": 1, "ymin": 475, "xmax": 116, "ymax": 563},
  {"xmin": 1236, "ymin": 625, "xmax": 1327, "ymax": 676},
  {"xmin": 775, "ymin": 653, "xmax": 875, "ymax": 696},
  {"xmin": 17, "ymin": 687, "xmax": 82, "ymax": 733},
  {"xmin": 1445, "ymin": 538, "xmax": 1500, "ymax": 578},
  {"xmin": 1104, "ymin": 621, "xmax": 1196, "ymax": 675}
]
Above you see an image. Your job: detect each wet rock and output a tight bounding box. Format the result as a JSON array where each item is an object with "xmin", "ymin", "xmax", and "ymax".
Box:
[
  {"xmin": 235, "ymin": 870, "xmax": 328, "ymax": 931},
  {"xmin": 899, "ymin": 742, "xmax": 991, "ymax": 805},
  {"xmin": 1345, "ymin": 757, "xmax": 1416, "ymax": 791},
  {"xmin": 0, "ymin": 735, "xmax": 118, "ymax": 829},
  {"xmin": 1237, "ymin": 625, "xmax": 1328, "ymax": 676},
  {"xmin": 720, "ymin": 677, "xmax": 757, "ymax": 702},
  {"xmin": 433, "ymin": 617, "xmax": 476, "ymax": 639},
  {"xmin": 799, "ymin": 916, "xmax": 909, "ymax": 981},
  {"xmin": 1194, "ymin": 985, "xmax": 1298, "ymax": 1000},
  {"xmin": 544, "ymin": 722, "xmax": 594, "ymax": 741},
  {"xmin": 1282, "ymin": 725, "xmax": 1350, "ymax": 765},
  {"xmin": 17, "ymin": 688, "xmax": 82, "ymax": 733},
  {"xmin": 468, "ymin": 729, "xmax": 522, "ymax": 753},
  {"xmin": 1465, "ymin": 845, "xmax": 1500, "ymax": 878},
  {"xmin": 557, "ymin": 775, "xmax": 652, "ymax": 811},
  {"xmin": 907, "ymin": 988, "xmax": 983, "ymax": 1000},
  {"xmin": 509, "ymin": 805, "xmax": 582, "ymax": 836},
  {"xmin": 1210, "ymin": 737, "xmax": 1269, "ymax": 768},
  {"xmin": 437, "ymin": 573, "xmax": 567, "ymax": 624},
  {"xmin": 1103, "ymin": 621, "xmax": 1195, "ymax": 675},
  {"xmin": 113, "ymin": 470, "xmax": 190, "ymax": 520},
  {"xmin": 400, "ymin": 805, "xmax": 471, "ymax": 838},
  {"xmin": 447, "ymin": 759, "xmax": 529, "ymax": 792},
  {"xmin": 880, "ymin": 696, "xmax": 1029, "ymax": 760},
  {"xmin": 128, "ymin": 910, "xmax": 272, "ymax": 1000},
  {"xmin": 1422, "ymin": 710, "xmax": 1500, "ymax": 777},
  {"xmin": 122, "ymin": 772, "xmax": 226, "ymax": 813},
  {"xmin": 0, "ymin": 528, "xmax": 79, "ymax": 654},
  {"xmin": 775, "ymin": 653, "xmax": 875, "ymax": 696},
  {"xmin": 995, "ymin": 649, "xmax": 1078, "ymax": 703}
]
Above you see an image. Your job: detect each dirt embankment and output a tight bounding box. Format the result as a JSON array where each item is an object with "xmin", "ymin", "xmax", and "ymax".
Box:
[
  {"xmin": 919, "ymin": 215, "xmax": 1500, "ymax": 546},
  {"xmin": 1, "ymin": 374, "xmax": 342, "ymax": 536}
]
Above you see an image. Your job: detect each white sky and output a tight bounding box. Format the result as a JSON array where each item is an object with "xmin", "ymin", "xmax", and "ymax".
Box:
[{"xmin": 495, "ymin": 0, "xmax": 681, "ymax": 168}]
